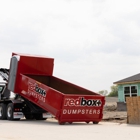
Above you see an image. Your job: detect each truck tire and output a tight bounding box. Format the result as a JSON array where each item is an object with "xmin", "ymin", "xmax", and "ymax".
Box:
[
  {"xmin": 0, "ymin": 103, "xmax": 7, "ymax": 120},
  {"xmin": 6, "ymin": 103, "xmax": 14, "ymax": 120},
  {"xmin": 24, "ymin": 114, "xmax": 34, "ymax": 120},
  {"xmin": 34, "ymin": 114, "xmax": 46, "ymax": 120}
]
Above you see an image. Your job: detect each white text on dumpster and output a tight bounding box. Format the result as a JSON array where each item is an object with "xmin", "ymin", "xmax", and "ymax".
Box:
[{"xmin": 28, "ymin": 81, "xmax": 46, "ymax": 102}]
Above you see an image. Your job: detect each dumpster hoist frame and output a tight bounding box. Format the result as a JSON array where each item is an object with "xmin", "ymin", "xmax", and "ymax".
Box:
[{"xmin": 0, "ymin": 53, "xmax": 105, "ymax": 124}]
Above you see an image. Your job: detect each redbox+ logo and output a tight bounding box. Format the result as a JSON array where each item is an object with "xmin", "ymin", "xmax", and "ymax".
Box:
[{"xmin": 64, "ymin": 97, "xmax": 102, "ymax": 107}]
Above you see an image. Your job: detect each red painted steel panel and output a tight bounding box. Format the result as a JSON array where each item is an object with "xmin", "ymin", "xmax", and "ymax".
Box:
[
  {"xmin": 59, "ymin": 95, "xmax": 104, "ymax": 123},
  {"xmin": 10, "ymin": 53, "xmax": 54, "ymax": 93},
  {"xmin": 19, "ymin": 74, "xmax": 63, "ymax": 117},
  {"xmin": 18, "ymin": 74, "xmax": 105, "ymax": 123}
]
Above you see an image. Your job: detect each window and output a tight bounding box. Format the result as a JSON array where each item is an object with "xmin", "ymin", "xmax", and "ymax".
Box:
[
  {"xmin": 0, "ymin": 86, "xmax": 4, "ymax": 93},
  {"xmin": 124, "ymin": 85, "xmax": 138, "ymax": 102}
]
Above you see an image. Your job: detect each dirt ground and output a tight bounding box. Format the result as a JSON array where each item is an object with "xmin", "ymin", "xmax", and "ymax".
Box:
[{"xmin": 102, "ymin": 102, "xmax": 127, "ymax": 124}]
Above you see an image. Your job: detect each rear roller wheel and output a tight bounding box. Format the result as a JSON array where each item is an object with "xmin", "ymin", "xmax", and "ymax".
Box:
[
  {"xmin": 93, "ymin": 121, "xmax": 99, "ymax": 124},
  {"xmin": 59, "ymin": 122, "xmax": 65, "ymax": 125}
]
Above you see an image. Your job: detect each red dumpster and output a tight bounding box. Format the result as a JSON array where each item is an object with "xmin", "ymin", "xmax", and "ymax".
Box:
[{"xmin": 7, "ymin": 53, "xmax": 105, "ymax": 124}]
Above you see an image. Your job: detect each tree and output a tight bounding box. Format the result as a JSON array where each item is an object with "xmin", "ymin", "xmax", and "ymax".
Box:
[
  {"xmin": 108, "ymin": 85, "xmax": 118, "ymax": 97},
  {"xmin": 98, "ymin": 90, "xmax": 108, "ymax": 96}
]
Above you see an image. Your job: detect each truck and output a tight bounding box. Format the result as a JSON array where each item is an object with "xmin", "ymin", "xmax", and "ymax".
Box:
[{"xmin": 0, "ymin": 53, "xmax": 105, "ymax": 124}]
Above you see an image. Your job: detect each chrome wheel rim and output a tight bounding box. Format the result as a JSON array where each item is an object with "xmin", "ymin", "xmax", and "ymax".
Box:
[{"xmin": 7, "ymin": 107, "xmax": 12, "ymax": 118}]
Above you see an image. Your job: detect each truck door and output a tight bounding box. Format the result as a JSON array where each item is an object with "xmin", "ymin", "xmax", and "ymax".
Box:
[{"xmin": 0, "ymin": 84, "xmax": 6, "ymax": 100}]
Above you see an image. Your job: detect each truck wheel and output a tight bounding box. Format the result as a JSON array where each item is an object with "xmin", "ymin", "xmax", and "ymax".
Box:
[
  {"xmin": 6, "ymin": 103, "xmax": 14, "ymax": 120},
  {"xmin": 0, "ymin": 103, "xmax": 7, "ymax": 120},
  {"xmin": 34, "ymin": 114, "xmax": 46, "ymax": 120}
]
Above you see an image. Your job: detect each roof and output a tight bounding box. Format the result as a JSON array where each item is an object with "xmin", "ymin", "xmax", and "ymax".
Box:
[{"xmin": 114, "ymin": 73, "xmax": 140, "ymax": 84}]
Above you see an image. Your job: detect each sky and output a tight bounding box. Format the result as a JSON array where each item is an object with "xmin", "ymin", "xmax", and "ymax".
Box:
[{"xmin": 0, "ymin": 0, "xmax": 140, "ymax": 93}]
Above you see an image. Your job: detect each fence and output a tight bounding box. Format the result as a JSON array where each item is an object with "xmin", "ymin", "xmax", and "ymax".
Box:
[{"xmin": 126, "ymin": 96, "xmax": 140, "ymax": 124}]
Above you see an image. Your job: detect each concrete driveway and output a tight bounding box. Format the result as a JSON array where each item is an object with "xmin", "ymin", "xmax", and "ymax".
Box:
[{"xmin": 0, "ymin": 119, "xmax": 140, "ymax": 140}]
